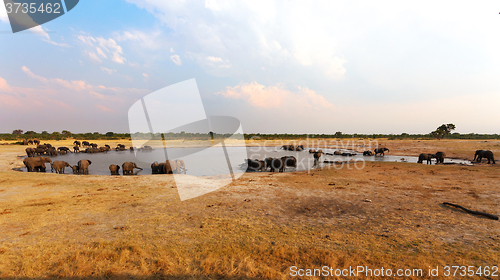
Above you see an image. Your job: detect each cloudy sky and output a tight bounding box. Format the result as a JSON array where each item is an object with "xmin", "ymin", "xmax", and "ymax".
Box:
[{"xmin": 1, "ymin": 0, "xmax": 500, "ymax": 134}]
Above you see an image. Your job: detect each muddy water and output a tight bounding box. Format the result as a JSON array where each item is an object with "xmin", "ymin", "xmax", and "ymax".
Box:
[{"xmin": 19, "ymin": 147, "xmax": 472, "ymax": 175}]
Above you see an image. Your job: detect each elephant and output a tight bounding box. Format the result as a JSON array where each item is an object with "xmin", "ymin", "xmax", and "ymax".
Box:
[
  {"xmin": 151, "ymin": 161, "xmax": 161, "ymax": 174},
  {"xmin": 23, "ymin": 156, "xmax": 52, "ymax": 172},
  {"xmin": 142, "ymin": 145, "xmax": 153, "ymax": 151},
  {"xmin": 434, "ymin": 152, "xmax": 445, "ymax": 164},
  {"xmin": 122, "ymin": 162, "xmax": 143, "ymax": 175},
  {"xmin": 104, "ymin": 144, "xmax": 111, "ymax": 149},
  {"xmin": 28, "ymin": 140, "xmax": 33, "ymax": 145},
  {"xmin": 172, "ymin": 160, "xmax": 186, "ymax": 174},
  {"xmin": 161, "ymin": 161, "xmax": 173, "ymax": 174},
  {"xmin": 90, "ymin": 143, "xmax": 98, "ymax": 148},
  {"xmin": 34, "ymin": 147, "xmax": 46, "ymax": 156},
  {"xmin": 77, "ymin": 159, "xmax": 92, "ymax": 175},
  {"xmin": 474, "ymin": 150, "xmax": 495, "ymax": 164},
  {"xmin": 71, "ymin": 165, "xmax": 79, "ymax": 174},
  {"xmin": 73, "ymin": 140, "xmax": 81, "ymax": 147},
  {"xmin": 22, "ymin": 139, "xmax": 28, "ymax": 145},
  {"xmin": 47, "ymin": 148, "xmax": 58, "ymax": 156},
  {"xmin": 418, "ymin": 153, "xmax": 435, "ymax": 164},
  {"xmin": 82, "ymin": 141, "xmax": 90, "ymax": 146},
  {"xmin": 296, "ymin": 145, "xmax": 304, "ymax": 151},
  {"xmin": 58, "ymin": 147, "xmax": 71, "ymax": 153},
  {"xmin": 281, "ymin": 156, "xmax": 297, "ymax": 170},
  {"xmin": 109, "ymin": 164, "xmax": 121, "ymax": 175},
  {"xmin": 73, "ymin": 146, "xmax": 80, "ymax": 153},
  {"xmin": 363, "ymin": 151, "xmax": 373, "ymax": 156},
  {"xmin": 25, "ymin": 147, "xmax": 36, "ymax": 157},
  {"xmin": 333, "ymin": 151, "xmax": 342, "ymax": 155},
  {"xmin": 374, "ymin": 148, "xmax": 389, "ymax": 156},
  {"xmin": 44, "ymin": 143, "xmax": 53, "ymax": 148},
  {"xmin": 309, "ymin": 149, "xmax": 316, "ymax": 153},
  {"xmin": 247, "ymin": 159, "xmax": 266, "ymax": 172},
  {"xmin": 33, "ymin": 139, "xmax": 40, "ymax": 145},
  {"xmin": 269, "ymin": 158, "xmax": 285, "ymax": 172},
  {"xmin": 313, "ymin": 151, "xmax": 323, "ymax": 166},
  {"xmin": 51, "ymin": 161, "xmax": 71, "ymax": 174}
]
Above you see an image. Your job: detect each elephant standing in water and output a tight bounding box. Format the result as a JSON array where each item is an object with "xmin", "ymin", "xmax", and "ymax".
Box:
[
  {"xmin": 474, "ymin": 150, "xmax": 495, "ymax": 164},
  {"xmin": 418, "ymin": 153, "xmax": 435, "ymax": 164},
  {"xmin": 247, "ymin": 159, "xmax": 266, "ymax": 172},
  {"xmin": 78, "ymin": 159, "xmax": 92, "ymax": 175},
  {"xmin": 374, "ymin": 148, "xmax": 389, "ymax": 156},
  {"xmin": 23, "ymin": 157, "xmax": 52, "ymax": 172},
  {"xmin": 109, "ymin": 164, "xmax": 121, "ymax": 175},
  {"xmin": 434, "ymin": 152, "xmax": 445, "ymax": 164},
  {"xmin": 51, "ymin": 161, "xmax": 71, "ymax": 174},
  {"xmin": 122, "ymin": 162, "xmax": 143, "ymax": 175}
]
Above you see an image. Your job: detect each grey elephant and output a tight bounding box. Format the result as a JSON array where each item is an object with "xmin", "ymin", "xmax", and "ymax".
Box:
[
  {"xmin": 51, "ymin": 161, "xmax": 71, "ymax": 174},
  {"xmin": 23, "ymin": 156, "xmax": 52, "ymax": 172},
  {"xmin": 122, "ymin": 162, "xmax": 143, "ymax": 175},
  {"xmin": 109, "ymin": 164, "xmax": 121, "ymax": 175},
  {"xmin": 434, "ymin": 152, "xmax": 445, "ymax": 164},
  {"xmin": 374, "ymin": 148, "xmax": 389, "ymax": 156},
  {"xmin": 474, "ymin": 150, "xmax": 495, "ymax": 164},
  {"xmin": 418, "ymin": 153, "xmax": 435, "ymax": 164},
  {"xmin": 77, "ymin": 159, "xmax": 92, "ymax": 175}
]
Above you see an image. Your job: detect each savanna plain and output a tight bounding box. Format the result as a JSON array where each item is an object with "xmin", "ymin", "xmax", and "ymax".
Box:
[{"xmin": 0, "ymin": 139, "xmax": 499, "ymax": 279}]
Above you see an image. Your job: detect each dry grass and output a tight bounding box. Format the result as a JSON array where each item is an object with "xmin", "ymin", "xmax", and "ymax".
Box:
[{"xmin": 0, "ymin": 139, "xmax": 499, "ymax": 279}]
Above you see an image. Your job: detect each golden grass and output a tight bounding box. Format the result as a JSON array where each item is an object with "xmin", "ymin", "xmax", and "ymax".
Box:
[{"xmin": 0, "ymin": 139, "xmax": 499, "ymax": 279}]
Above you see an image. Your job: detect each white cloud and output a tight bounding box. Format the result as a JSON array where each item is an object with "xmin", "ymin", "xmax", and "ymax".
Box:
[
  {"xmin": 0, "ymin": 1, "xmax": 8, "ymax": 23},
  {"xmin": 101, "ymin": 67, "xmax": 116, "ymax": 75},
  {"xmin": 216, "ymin": 82, "xmax": 333, "ymax": 109},
  {"xmin": 78, "ymin": 35, "xmax": 126, "ymax": 64},
  {"xmin": 115, "ymin": 30, "xmax": 163, "ymax": 50},
  {"xmin": 170, "ymin": 54, "xmax": 182, "ymax": 66},
  {"xmin": 142, "ymin": 73, "xmax": 148, "ymax": 79},
  {"xmin": 207, "ymin": 56, "xmax": 223, "ymax": 62}
]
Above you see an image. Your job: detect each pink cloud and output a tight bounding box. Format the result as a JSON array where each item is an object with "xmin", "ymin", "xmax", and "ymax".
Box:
[
  {"xmin": 0, "ymin": 77, "xmax": 13, "ymax": 93},
  {"xmin": 96, "ymin": 104, "xmax": 115, "ymax": 113},
  {"xmin": 216, "ymin": 82, "xmax": 333, "ymax": 109}
]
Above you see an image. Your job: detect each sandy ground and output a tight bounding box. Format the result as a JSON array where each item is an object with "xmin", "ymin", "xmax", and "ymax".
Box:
[{"xmin": 0, "ymin": 138, "xmax": 499, "ymax": 279}]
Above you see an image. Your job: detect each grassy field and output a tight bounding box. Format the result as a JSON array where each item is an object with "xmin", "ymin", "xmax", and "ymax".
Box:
[{"xmin": 0, "ymin": 139, "xmax": 499, "ymax": 279}]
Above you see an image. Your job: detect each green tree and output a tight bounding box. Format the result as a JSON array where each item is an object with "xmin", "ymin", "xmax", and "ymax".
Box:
[
  {"xmin": 62, "ymin": 130, "xmax": 72, "ymax": 137},
  {"xmin": 12, "ymin": 129, "xmax": 23, "ymax": 135},
  {"xmin": 431, "ymin": 123, "xmax": 456, "ymax": 140},
  {"xmin": 106, "ymin": 132, "xmax": 114, "ymax": 137}
]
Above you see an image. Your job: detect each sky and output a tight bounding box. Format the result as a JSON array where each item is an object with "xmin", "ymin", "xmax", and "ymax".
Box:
[{"xmin": 1, "ymin": 0, "xmax": 500, "ymax": 134}]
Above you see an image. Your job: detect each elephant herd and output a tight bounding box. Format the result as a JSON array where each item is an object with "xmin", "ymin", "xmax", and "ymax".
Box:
[
  {"xmin": 22, "ymin": 157, "xmax": 92, "ymax": 174},
  {"xmin": 246, "ymin": 156, "xmax": 297, "ymax": 172},
  {"xmin": 21, "ymin": 139, "xmax": 40, "ymax": 146},
  {"xmin": 151, "ymin": 160, "xmax": 186, "ymax": 174}
]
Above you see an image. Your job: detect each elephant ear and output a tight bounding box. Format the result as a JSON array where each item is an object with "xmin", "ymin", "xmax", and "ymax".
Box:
[
  {"xmin": 88, "ymin": 160, "xmax": 92, "ymax": 165},
  {"xmin": 117, "ymin": 165, "xmax": 120, "ymax": 170}
]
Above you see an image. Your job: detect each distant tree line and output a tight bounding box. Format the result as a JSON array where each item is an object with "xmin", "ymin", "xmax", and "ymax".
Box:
[{"xmin": 2, "ymin": 125, "xmax": 499, "ymax": 143}]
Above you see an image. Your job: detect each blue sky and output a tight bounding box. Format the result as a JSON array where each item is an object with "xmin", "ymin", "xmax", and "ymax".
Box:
[{"xmin": 1, "ymin": 0, "xmax": 500, "ymax": 134}]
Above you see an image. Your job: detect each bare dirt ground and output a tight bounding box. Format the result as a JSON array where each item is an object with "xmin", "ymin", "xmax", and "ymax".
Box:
[{"xmin": 0, "ymin": 139, "xmax": 499, "ymax": 279}]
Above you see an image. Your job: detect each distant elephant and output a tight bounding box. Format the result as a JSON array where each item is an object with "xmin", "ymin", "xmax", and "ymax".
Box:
[
  {"xmin": 418, "ymin": 153, "xmax": 435, "ymax": 164},
  {"xmin": 434, "ymin": 152, "xmax": 445, "ymax": 164},
  {"xmin": 78, "ymin": 159, "xmax": 92, "ymax": 175},
  {"xmin": 90, "ymin": 143, "xmax": 98, "ymax": 148},
  {"xmin": 109, "ymin": 164, "xmax": 121, "ymax": 175},
  {"xmin": 73, "ymin": 146, "xmax": 80, "ymax": 153},
  {"xmin": 22, "ymin": 139, "xmax": 28, "ymax": 145},
  {"xmin": 51, "ymin": 161, "xmax": 71, "ymax": 174},
  {"xmin": 281, "ymin": 156, "xmax": 297, "ymax": 170},
  {"xmin": 104, "ymin": 144, "xmax": 111, "ymax": 149},
  {"xmin": 25, "ymin": 147, "xmax": 35, "ymax": 157},
  {"xmin": 333, "ymin": 151, "xmax": 342, "ymax": 155},
  {"xmin": 309, "ymin": 149, "xmax": 316, "ymax": 153},
  {"xmin": 247, "ymin": 159, "xmax": 266, "ymax": 172},
  {"xmin": 269, "ymin": 157, "xmax": 285, "ymax": 172},
  {"xmin": 71, "ymin": 165, "xmax": 79, "ymax": 174},
  {"xmin": 47, "ymin": 148, "xmax": 58, "ymax": 156},
  {"xmin": 374, "ymin": 148, "xmax": 389, "ymax": 156},
  {"xmin": 82, "ymin": 141, "xmax": 90, "ymax": 146},
  {"xmin": 363, "ymin": 151, "xmax": 373, "ymax": 156},
  {"xmin": 474, "ymin": 150, "xmax": 495, "ymax": 164},
  {"xmin": 44, "ymin": 143, "xmax": 53, "ymax": 148},
  {"xmin": 57, "ymin": 147, "xmax": 71, "ymax": 153},
  {"xmin": 122, "ymin": 162, "xmax": 143, "ymax": 175},
  {"xmin": 23, "ymin": 156, "xmax": 52, "ymax": 172},
  {"xmin": 28, "ymin": 140, "xmax": 33, "ymax": 145},
  {"xmin": 73, "ymin": 141, "xmax": 81, "ymax": 147},
  {"xmin": 33, "ymin": 139, "xmax": 40, "ymax": 145}
]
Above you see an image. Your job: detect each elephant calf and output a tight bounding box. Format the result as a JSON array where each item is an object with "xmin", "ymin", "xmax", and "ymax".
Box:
[
  {"xmin": 418, "ymin": 153, "xmax": 435, "ymax": 164},
  {"xmin": 122, "ymin": 162, "xmax": 143, "ymax": 175},
  {"xmin": 51, "ymin": 161, "xmax": 71, "ymax": 174},
  {"xmin": 109, "ymin": 164, "xmax": 121, "ymax": 175}
]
